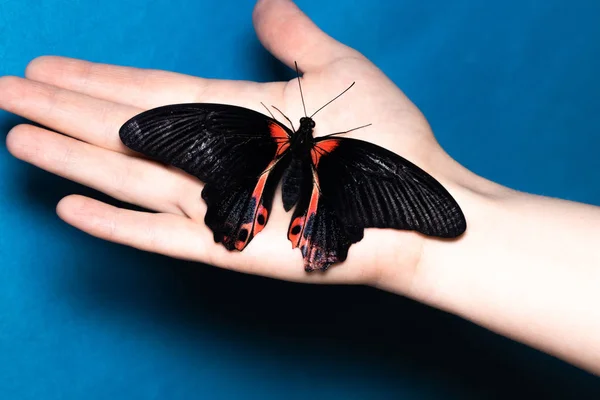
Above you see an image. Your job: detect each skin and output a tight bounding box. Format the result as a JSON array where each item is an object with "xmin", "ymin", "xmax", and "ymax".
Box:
[{"xmin": 1, "ymin": 0, "xmax": 600, "ymax": 375}]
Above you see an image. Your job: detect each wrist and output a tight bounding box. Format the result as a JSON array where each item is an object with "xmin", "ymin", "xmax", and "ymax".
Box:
[
  {"xmin": 373, "ymin": 177, "xmax": 504, "ymax": 304},
  {"xmin": 371, "ymin": 154, "xmax": 510, "ymax": 299},
  {"xmin": 374, "ymin": 174, "xmax": 600, "ymax": 374}
]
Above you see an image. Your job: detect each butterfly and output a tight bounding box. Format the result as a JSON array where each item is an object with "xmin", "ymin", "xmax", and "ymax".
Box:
[{"xmin": 119, "ymin": 64, "xmax": 466, "ymax": 272}]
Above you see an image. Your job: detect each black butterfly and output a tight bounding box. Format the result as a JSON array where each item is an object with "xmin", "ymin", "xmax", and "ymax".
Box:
[{"xmin": 119, "ymin": 66, "xmax": 466, "ymax": 272}]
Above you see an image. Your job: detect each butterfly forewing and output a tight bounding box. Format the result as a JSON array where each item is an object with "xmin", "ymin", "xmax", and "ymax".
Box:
[{"xmin": 315, "ymin": 137, "xmax": 466, "ymax": 237}]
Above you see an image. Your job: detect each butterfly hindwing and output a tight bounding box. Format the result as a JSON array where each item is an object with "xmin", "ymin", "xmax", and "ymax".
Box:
[
  {"xmin": 281, "ymin": 156, "xmax": 305, "ymax": 211},
  {"xmin": 288, "ymin": 136, "xmax": 466, "ymax": 271},
  {"xmin": 202, "ymin": 157, "xmax": 287, "ymax": 250},
  {"xmin": 286, "ymin": 161, "xmax": 362, "ymax": 271},
  {"xmin": 120, "ymin": 103, "xmax": 292, "ymax": 250}
]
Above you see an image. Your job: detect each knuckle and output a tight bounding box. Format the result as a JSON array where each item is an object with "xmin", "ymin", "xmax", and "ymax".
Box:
[
  {"xmin": 146, "ymin": 226, "xmax": 161, "ymax": 250},
  {"xmin": 111, "ymin": 161, "xmax": 133, "ymax": 197},
  {"xmin": 98, "ymin": 206, "xmax": 121, "ymax": 241},
  {"xmin": 105, "ymin": 216, "xmax": 119, "ymax": 240},
  {"xmin": 57, "ymin": 143, "xmax": 77, "ymax": 174},
  {"xmin": 143, "ymin": 215, "xmax": 165, "ymax": 251},
  {"xmin": 98, "ymin": 101, "xmax": 121, "ymax": 145}
]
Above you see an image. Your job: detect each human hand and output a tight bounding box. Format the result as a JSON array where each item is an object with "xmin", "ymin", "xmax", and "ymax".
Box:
[{"xmin": 1, "ymin": 0, "xmax": 488, "ymax": 292}]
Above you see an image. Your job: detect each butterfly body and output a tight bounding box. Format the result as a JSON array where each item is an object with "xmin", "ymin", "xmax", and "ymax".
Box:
[{"xmin": 120, "ymin": 96, "xmax": 466, "ymax": 272}]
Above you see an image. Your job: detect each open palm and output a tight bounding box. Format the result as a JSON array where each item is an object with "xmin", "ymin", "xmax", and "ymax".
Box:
[{"xmin": 1, "ymin": 0, "xmax": 474, "ymax": 289}]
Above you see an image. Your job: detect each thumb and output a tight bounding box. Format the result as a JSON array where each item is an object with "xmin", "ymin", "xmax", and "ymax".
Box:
[{"xmin": 252, "ymin": 0, "xmax": 362, "ymax": 73}]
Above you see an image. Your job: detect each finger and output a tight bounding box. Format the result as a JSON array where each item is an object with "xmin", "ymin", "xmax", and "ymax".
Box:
[
  {"xmin": 57, "ymin": 194, "xmax": 369, "ymax": 284},
  {"xmin": 6, "ymin": 124, "xmax": 203, "ymax": 217},
  {"xmin": 56, "ymin": 194, "xmax": 295, "ymax": 279},
  {"xmin": 0, "ymin": 76, "xmax": 138, "ymax": 153},
  {"xmin": 57, "ymin": 195, "xmax": 211, "ymax": 261},
  {"xmin": 253, "ymin": 0, "xmax": 363, "ymax": 72},
  {"xmin": 25, "ymin": 56, "xmax": 281, "ymax": 110}
]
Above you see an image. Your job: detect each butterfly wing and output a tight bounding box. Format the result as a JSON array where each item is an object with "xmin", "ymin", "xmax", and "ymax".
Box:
[
  {"xmin": 286, "ymin": 158, "xmax": 363, "ymax": 271},
  {"xmin": 120, "ymin": 103, "xmax": 292, "ymax": 251},
  {"xmin": 288, "ymin": 137, "xmax": 466, "ymax": 271}
]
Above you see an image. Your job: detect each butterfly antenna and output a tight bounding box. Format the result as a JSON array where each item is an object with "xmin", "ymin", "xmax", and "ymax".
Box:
[
  {"xmin": 261, "ymin": 102, "xmax": 277, "ymax": 120},
  {"xmin": 321, "ymin": 123, "xmax": 372, "ymax": 138},
  {"xmin": 271, "ymin": 105, "xmax": 296, "ymax": 131},
  {"xmin": 295, "ymin": 61, "xmax": 308, "ymax": 118},
  {"xmin": 310, "ymin": 82, "xmax": 356, "ymax": 119}
]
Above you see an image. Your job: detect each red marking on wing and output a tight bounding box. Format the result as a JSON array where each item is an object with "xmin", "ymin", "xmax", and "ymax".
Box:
[
  {"xmin": 252, "ymin": 171, "xmax": 269, "ymax": 201},
  {"xmin": 306, "ymin": 181, "xmax": 320, "ymax": 216},
  {"xmin": 288, "ymin": 216, "xmax": 305, "ymax": 248},
  {"xmin": 269, "ymin": 122, "xmax": 290, "ymax": 157},
  {"xmin": 235, "ymin": 222, "xmax": 252, "ymax": 251},
  {"xmin": 289, "ymin": 180, "xmax": 320, "ymax": 257},
  {"xmin": 298, "ymin": 184, "xmax": 320, "ymax": 251},
  {"xmin": 311, "ymin": 139, "xmax": 340, "ymax": 167},
  {"xmin": 233, "ymin": 122, "xmax": 290, "ymax": 251},
  {"xmin": 253, "ymin": 205, "xmax": 268, "ymax": 236},
  {"xmin": 234, "ymin": 158, "xmax": 280, "ymax": 251}
]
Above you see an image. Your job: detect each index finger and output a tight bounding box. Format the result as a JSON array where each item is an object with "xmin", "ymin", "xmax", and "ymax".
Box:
[{"xmin": 25, "ymin": 56, "xmax": 283, "ymax": 111}]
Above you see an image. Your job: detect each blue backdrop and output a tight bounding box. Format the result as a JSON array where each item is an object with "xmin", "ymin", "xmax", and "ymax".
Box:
[{"xmin": 1, "ymin": 0, "xmax": 599, "ymax": 398}]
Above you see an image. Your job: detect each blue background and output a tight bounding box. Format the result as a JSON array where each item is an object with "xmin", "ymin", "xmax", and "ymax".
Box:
[{"xmin": 1, "ymin": 0, "xmax": 599, "ymax": 398}]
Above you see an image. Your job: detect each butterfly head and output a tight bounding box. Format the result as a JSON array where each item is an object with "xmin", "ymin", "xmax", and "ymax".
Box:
[
  {"xmin": 297, "ymin": 117, "xmax": 316, "ymax": 146},
  {"xmin": 299, "ymin": 117, "xmax": 316, "ymax": 130}
]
